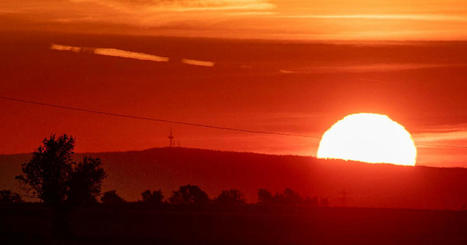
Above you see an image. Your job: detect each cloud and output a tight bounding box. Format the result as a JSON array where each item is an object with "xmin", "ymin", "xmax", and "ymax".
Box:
[
  {"xmin": 93, "ymin": 48, "xmax": 169, "ymax": 62},
  {"xmin": 71, "ymin": 0, "xmax": 275, "ymax": 12},
  {"xmin": 415, "ymin": 131, "xmax": 467, "ymax": 143},
  {"xmin": 50, "ymin": 44, "xmax": 82, "ymax": 53},
  {"xmin": 51, "ymin": 43, "xmax": 217, "ymax": 66},
  {"xmin": 181, "ymin": 58, "xmax": 215, "ymax": 67},
  {"xmin": 412, "ymin": 123, "xmax": 467, "ymax": 150},
  {"xmin": 51, "ymin": 44, "xmax": 169, "ymax": 62},
  {"xmin": 0, "ymin": 0, "xmax": 275, "ymax": 29},
  {"xmin": 279, "ymin": 63, "xmax": 467, "ymax": 74},
  {"xmin": 278, "ymin": 14, "xmax": 467, "ymax": 22}
]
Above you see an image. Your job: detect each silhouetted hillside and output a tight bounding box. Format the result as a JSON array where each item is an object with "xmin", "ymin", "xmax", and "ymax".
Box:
[{"xmin": 1, "ymin": 147, "xmax": 467, "ymax": 210}]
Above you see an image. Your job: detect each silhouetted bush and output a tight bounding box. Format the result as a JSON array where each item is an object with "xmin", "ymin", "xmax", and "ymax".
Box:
[
  {"xmin": 68, "ymin": 157, "xmax": 106, "ymax": 205},
  {"xmin": 101, "ymin": 190, "xmax": 126, "ymax": 205},
  {"xmin": 258, "ymin": 188, "xmax": 274, "ymax": 205},
  {"xmin": 141, "ymin": 190, "xmax": 164, "ymax": 206},
  {"xmin": 274, "ymin": 188, "xmax": 303, "ymax": 205},
  {"xmin": 169, "ymin": 185, "xmax": 209, "ymax": 206},
  {"xmin": 0, "ymin": 190, "xmax": 23, "ymax": 204},
  {"xmin": 215, "ymin": 189, "xmax": 246, "ymax": 207},
  {"xmin": 257, "ymin": 188, "xmax": 324, "ymax": 207},
  {"xmin": 16, "ymin": 134, "xmax": 106, "ymax": 206}
]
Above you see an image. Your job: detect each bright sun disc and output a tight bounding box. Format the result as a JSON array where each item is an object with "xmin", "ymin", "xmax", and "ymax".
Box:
[{"xmin": 317, "ymin": 113, "xmax": 417, "ymax": 166}]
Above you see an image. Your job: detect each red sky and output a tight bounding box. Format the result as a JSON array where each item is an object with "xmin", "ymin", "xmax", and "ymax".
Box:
[{"xmin": 1, "ymin": 1, "xmax": 467, "ymax": 167}]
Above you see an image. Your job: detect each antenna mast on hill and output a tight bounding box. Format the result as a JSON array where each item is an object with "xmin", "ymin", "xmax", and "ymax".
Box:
[{"xmin": 168, "ymin": 128, "xmax": 174, "ymax": 147}]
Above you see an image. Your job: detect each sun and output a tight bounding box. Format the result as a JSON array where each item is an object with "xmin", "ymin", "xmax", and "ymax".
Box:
[{"xmin": 317, "ymin": 113, "xmax": 417, "ymax": 166}]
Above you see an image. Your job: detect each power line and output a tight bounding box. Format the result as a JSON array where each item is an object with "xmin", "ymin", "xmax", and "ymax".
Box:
[
  {"xmin": 2, "ymin": 95, "xmax": 467, "ymax": 149},
  {"xmin": 0, "ymin": 95, "xmax": 315, "ymax": 138}
]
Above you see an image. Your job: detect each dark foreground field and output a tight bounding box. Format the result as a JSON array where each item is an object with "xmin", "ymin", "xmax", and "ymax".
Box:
[{"xmin": 1, "ymin": 206, "xmax": 466, "ymax": 245}]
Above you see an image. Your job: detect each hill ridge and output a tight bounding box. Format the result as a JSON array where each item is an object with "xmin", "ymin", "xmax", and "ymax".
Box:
[{"xmin": 1, "ymin": 147, "xmax": 467, "ymax": 210}]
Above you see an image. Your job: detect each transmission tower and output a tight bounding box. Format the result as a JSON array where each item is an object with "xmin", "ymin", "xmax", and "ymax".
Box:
[{"xmin": 168, "ymin": 128, "xmax": 174, "ymax": 147}]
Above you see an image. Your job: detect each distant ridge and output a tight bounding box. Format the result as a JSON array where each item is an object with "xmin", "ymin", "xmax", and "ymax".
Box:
[{"xmin": 1, "ymin": 147, "xmax": 467, "ymax": 210}]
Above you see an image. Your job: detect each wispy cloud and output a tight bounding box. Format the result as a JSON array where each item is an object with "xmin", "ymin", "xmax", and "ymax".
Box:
[
  {"xmin": 181, "ymin": 58, "xmax": 215, "ymax": 67},
  {"xmin": 278, "ymin": 14, "xmax": 467, "ymax": 22},
  {"xmin": 1, "ymin": 0, "xmax": 276, "ymax": 28},
  {"xmin": 71, "ymin": 0, "xmax": 275, "ymax": 12},
  {"xmin": 93, "ymin": 48, "xmax": 169, "ymax": 62},
  {"xmin": 50, "ymin": 44, "xmax": 82, "ymax": 53},
  {"xmin": 51, "ymin": 44, "xmax": 169, "ymax": 62},
  {"xmin": 412, "ymin": 123, "xmax": 467, "ymax": 150},
  {"xmin": 415, "ymin": 131, "xmax": 467, "ymax": 143},
  {"xmin": 279, "ymin": 63, "xmax": 467, "ymax": 74},
  {"xmin": 51, "ymin": 44, "xmax": 218, "ymax": 67}
]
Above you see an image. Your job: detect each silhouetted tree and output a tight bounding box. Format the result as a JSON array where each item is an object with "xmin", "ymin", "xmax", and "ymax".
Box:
[
  {"xmin": 67, "ymin": 157, "xmax": 106, "ymax": 205},
  {"xmin": 16, "ymin": 135, "xmax": 75, "ymax": 205},
  {"xmin": 16, "ymin": 134, "xmax": 106, "ymax": 206},
  {"xmin": 16, "ymin": 134, "xmax": 107, "ymax": 240},
  {"xmin": 101, "ymin": 190, "xmax": 126, "ymax": 205},
  {"xmin": 169, "ymin": 185, "xmax": 209, "ymax": 206},
  {"xmin": 258, "ymin": 188, "xmax": 305, "ymax": 206},
  {"xmin": 141, "ymin": 189, "xmax": 164, "ymax": 206},
  {"xmin": 257, "ymin": 188, "xmax": 274, "ymax": 205},
  {"xmin": 0, "ymin": 190, "xmax": 23, "ymax": 204},
  {"xmin": 275, "ymin": 188, "xmax": 303, "ymax": 205},
  {"xmin": 215, "ymin": 189, "xmax": 246, "ymax": 207}
]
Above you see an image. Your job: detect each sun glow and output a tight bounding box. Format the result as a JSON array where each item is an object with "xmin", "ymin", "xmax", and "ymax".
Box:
[{"xmin": 317, "ymin": 113, "xmax": 417, "ymax": 166}]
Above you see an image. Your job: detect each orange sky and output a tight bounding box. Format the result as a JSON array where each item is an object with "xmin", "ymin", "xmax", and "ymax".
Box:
[
  {"xmin": 1, "ymin": 0, "xmax": 467, "ymax": 40},
  {"xmin": 1, "ymin": 1, "xmax": 467, "ymax": 167}
]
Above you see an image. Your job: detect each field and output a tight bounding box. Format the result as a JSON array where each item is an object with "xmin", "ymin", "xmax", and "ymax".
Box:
[{"xmin": 2, "ymin": 205, "xmax": 466, "ymax": 245}]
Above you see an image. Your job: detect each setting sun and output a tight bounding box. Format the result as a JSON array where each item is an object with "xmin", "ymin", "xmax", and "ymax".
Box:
[{"xmin": 317, "ymin": 113, "xmax": 417, "ymax": 166}]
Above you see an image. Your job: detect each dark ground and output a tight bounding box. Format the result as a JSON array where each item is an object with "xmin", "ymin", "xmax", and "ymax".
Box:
[{"xmin": 1, "ymin": 205, "xmax": 466, "ymax": 245}]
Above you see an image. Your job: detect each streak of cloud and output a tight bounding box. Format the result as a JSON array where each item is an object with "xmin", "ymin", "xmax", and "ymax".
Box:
[
  {"xmin": 415, "ymin": 131, "xmax": 467, "ymax": 143},
  {"xmin": 279, "ymin": 63, "xmax": 467, "ymax": 74},
  {"xmin": 278, "ymin": 14, "xmax": 467, "ymax": 22},
  {"xmin": 71, "ymin": 0, "xmax": 275, "ymax": 12},
  {"xmin": 50, "ymin": 44, "xmax": 82, "ymax": 53},
  {"xmin": 412, "ymin": 123, "xmax": 467, "ymax": 150},
  {"xmin": 181, "ymin": 58, "xmax": 215, "ymax": 67},
  {"xmin": 93, "ymin": 48, "xmax": 169, "ymax": 62},
  {"xmin": 50, "ymin": 43, "xmax": 169, "ymax": 62}
]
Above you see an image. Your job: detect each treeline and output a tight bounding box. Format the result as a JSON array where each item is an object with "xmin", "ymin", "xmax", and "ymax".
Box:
[
  {"xmin": 98, "ymin": 186, "xmax": 329, "ymax": 208},
  {"xmin": 1, "ymin": 186, "xmax": 329, "ymax": 209},
  {"xmin": 0, "ymin": 134, "xmax": 329, "ymax": 209}
]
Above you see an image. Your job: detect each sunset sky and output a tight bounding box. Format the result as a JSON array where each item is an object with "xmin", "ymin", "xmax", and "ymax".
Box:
[
  {"xmin": 2, "ymin": 0, "xmax": 467, "ymax": 40},
  {"xmin": 2, "ymin": 0, "xmax": 467, "ymax": 167}
]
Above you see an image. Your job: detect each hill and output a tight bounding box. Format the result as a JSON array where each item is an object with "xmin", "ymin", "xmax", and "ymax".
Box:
[{"xmin": 1, "ymin": 147, "xmax": 467, "ymax": 210}]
